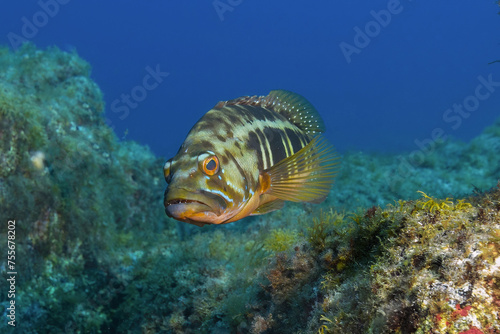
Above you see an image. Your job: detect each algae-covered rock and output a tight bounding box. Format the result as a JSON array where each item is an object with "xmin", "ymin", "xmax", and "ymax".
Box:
[
  {"xmin": 301, "ymin": 191, "xmax": 500, "ymax": 333},
  {"xmin": 0, "ymin": 44, "xmax": 171, "ymax": 333},
  {"xmin": 0, "ymin": 44, "xmax": 498, "ymax": 333}
]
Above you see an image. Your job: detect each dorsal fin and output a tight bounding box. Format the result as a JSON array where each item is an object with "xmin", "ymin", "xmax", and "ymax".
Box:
[
  {"xmin": 213, "ymin": 90, "xmax": 326, "ymax": 137},
  {"xmin": 265, "ymin": 90, "xmax": 326, "ymax": 136}
]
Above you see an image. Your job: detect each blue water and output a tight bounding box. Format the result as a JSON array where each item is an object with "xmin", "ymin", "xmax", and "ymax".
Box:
[{"xmin": 1, "ymin": 1, "xmax": 499, "ymax": 158}]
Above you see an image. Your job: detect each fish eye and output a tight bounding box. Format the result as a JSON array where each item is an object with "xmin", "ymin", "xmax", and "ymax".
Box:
[
  {"xmin": 201, "ymin": 155, "xmax": 219, "ymax": 176},
  {"xmin": 164, "ymin": 159, "xmax": 172, "ymax": 183}
]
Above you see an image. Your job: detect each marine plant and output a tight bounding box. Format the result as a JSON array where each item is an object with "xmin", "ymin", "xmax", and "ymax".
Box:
[
  {"xmin": 415, "ymin": 190, "xmax": 454, "ymax": 212},
  {"xmin": 263, "ymin": 228, "xmax": 298, "ymax": 253}
]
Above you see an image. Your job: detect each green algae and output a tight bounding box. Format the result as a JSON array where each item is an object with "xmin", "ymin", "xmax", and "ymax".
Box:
[{"xmin": 0, "ymin": 44, "xmax": 499, "ymax": 333}]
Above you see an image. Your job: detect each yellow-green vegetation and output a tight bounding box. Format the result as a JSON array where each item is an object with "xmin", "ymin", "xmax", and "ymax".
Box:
[
  {"xmin": 415, "ymin": 190, "xmax": 454, "ymax": 212},
  {"xmin": 1, "ymin": 44, "xmax": 499, "ymax": 334},
  {"xmin": 263, "ymin": 228, "xmax": 298, "ymax": 253},
  {"xmin": 318, "ymin": 315, "xmax": 333, "ymax": 334},
  {"xmin": 305, "ymin": 209, "xmax": 346, "ymax": 252},
  {"xmin": 415, "ymin": 190, "xmax": 473, "ymax": 213}
]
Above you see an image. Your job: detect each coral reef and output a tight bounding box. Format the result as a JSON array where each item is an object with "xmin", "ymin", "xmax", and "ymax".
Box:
[{"xmin": 0, "ymin": 45, "xmax": 499, "ymax": 333}]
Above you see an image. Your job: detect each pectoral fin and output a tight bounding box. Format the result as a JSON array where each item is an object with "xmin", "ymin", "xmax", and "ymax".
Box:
[
  {"xmin": 250, "ymin": 198, "xmax": 285, "ymax": 215},
  {"xmin": 262, "ymin": 135, "xmax": 339, "ymax": 203}
]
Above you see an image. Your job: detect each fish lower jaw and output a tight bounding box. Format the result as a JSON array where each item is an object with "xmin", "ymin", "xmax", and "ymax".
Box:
[
  {"xmin": 165, "ymin": 199, "xmax": 215, "ymax": 222},
  {"xmin": 165, "ymin": 199, "xmax": 209, "ymax": 218}
]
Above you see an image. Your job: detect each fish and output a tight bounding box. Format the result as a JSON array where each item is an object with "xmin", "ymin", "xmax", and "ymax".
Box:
[{"xmin": 163, "ymin": 90, "xmax": 340, "ymax": 227}]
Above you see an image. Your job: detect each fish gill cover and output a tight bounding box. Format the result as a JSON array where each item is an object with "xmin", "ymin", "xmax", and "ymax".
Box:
[{"xmin": 0, "ymin": 44, "xmax": 499, "ymax": 333}]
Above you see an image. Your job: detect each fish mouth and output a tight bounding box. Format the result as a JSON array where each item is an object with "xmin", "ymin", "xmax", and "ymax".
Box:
[
  {"xmin": 164, "ymin": 198, "xmax": 210, "ymax": 215},
  {"xmin": 165, "ymin": 199, "xmax": 206, "ymax": 206},
  {"xmin": 164, "ymin": 188, "xmax": 227, "ymax": 225}
]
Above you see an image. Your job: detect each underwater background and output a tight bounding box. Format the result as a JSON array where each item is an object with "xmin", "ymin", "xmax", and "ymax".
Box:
[{"xmin": 1, "ymin": 1, "xmax": 500, "ymax": 333}]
